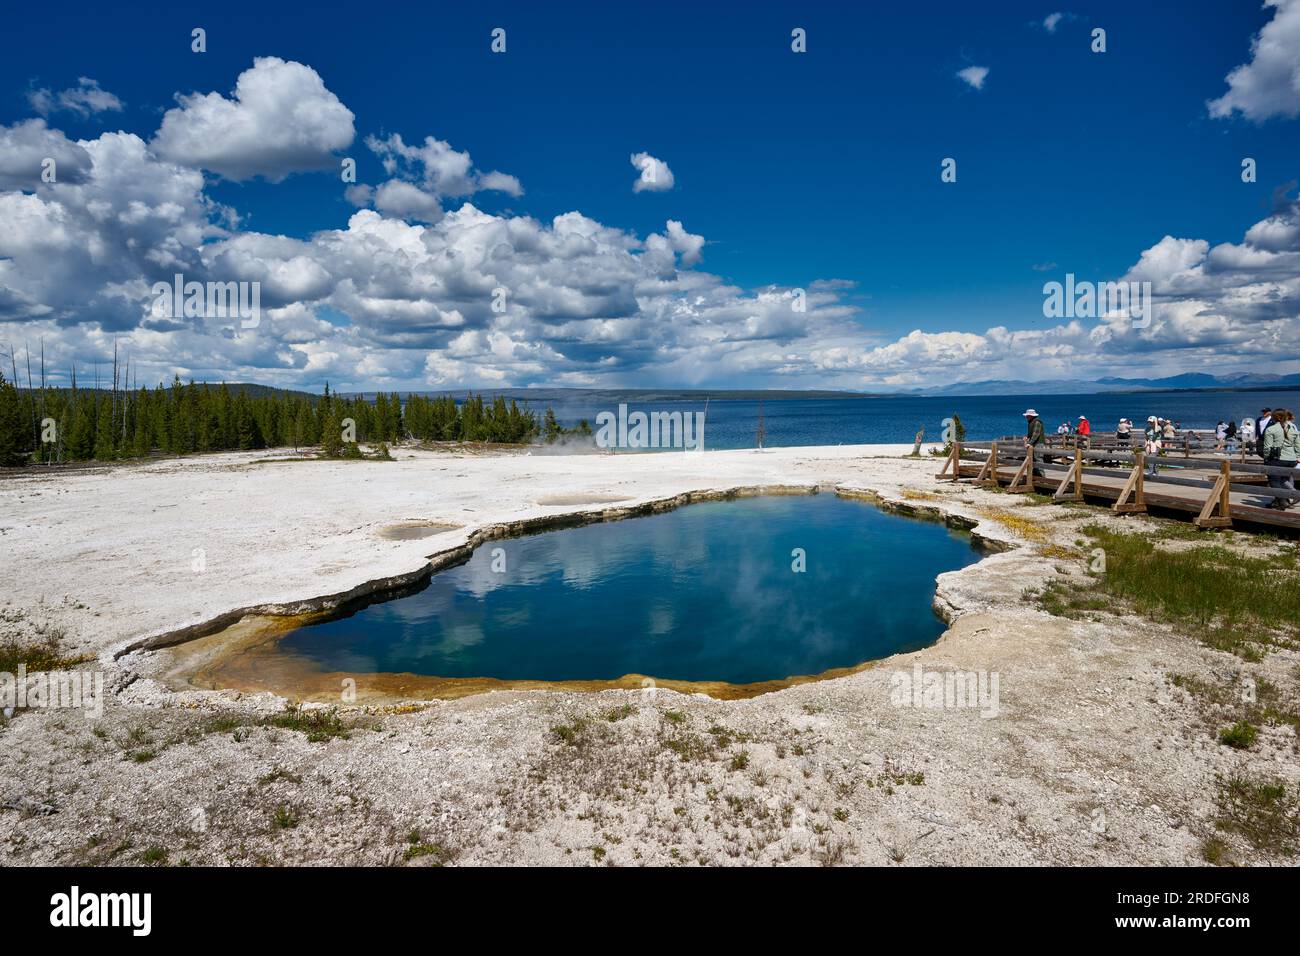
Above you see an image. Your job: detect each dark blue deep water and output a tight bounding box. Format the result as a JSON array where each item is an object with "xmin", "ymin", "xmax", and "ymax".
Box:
[
  {"xmin": 519, "ymin": 389, "xmax": 1300, "ymax": 450},
  {"xmin": 279, "ymin": 496, "xmax": 979, "ymax": 684}
]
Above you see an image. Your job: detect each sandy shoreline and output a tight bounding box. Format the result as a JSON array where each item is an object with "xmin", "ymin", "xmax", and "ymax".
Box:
[{"xmin": 1, "ymin": 442, "xmax": 1296, "ymax": 866}]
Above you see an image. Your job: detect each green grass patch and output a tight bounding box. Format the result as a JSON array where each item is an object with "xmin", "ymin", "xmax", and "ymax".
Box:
[
  {"xmin": 0, "ymin": 638, "xmax": 91, "ymax": 673},
  {"xmin": 549, "ymin": 716, "xmax": 591, "ymax": 746},
  {"xmin": 601, "ymin": 703, "xmax": 635, "ymax": 722},
  {"xmin": 403, "ymin": 842, "xmax": 452, "ymax": 864},
  {"xmin": 1214, "ymin": 775, "xmax": 1299, "ymax": 857},
  {"xmin": 1037, "ymin": 524, "xmax": 1300, "ymax": 656},
  {"xmin": 403, "ymin": 831, "xmax": 453, "ymax": 864},
  {"xmin": 1218, "ymin": 721, "xmax": 1259, "ymax": 749},
  {"xmin": 140, "ymin": 846, "xmax": 168, "ymax": 866},
  {"xmin": 272, "ymin": 803, "xmax": 300, "ymax": 829},
  {"xmin": 268, "ymin": 706, "xmax": 349, "ymax": 742}
]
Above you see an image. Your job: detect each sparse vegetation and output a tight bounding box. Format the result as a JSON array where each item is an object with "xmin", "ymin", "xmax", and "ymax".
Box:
[
  {"xmin": 269, "ymin": 706, "xmax": 349, "ymax": 742},
  {"xmin": 549, "ymin": 716, "xmax": 591, "ymax": 747},
  {"xmin": 1218, "ymin": 721, "xmax": 1259, "ymax": 750},
  {"xmin": 1213, "ymin": 774, "xmax": 1299, "ymax": 857},
  {"xmin": 272, "ymin": 803, "xmax": 300, "ymax": 830},
  {"xmin": 140, "ymin": 846, "xmax": 168, "ymax": 866},
  {"xmin": 1030, "ymin": 523, "xmax": 1300, "ymax": 657},
  {"xmin": 601, "ymin": 703, "xmax": 635, "ymax": 722},
  {"xmin": 403, "ymin": 831, "xmax": 453, "ymax": 865}
]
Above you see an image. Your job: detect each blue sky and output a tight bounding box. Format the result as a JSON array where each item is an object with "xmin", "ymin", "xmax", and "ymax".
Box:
[{"xmin": 2, "ymin": 0, "xmax": 1300, "ymax": 390}]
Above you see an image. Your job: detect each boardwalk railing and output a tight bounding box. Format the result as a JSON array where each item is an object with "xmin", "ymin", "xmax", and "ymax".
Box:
[{"xmin": 936, "ymin": 438, "xmax": 1300, "ymax": 530}]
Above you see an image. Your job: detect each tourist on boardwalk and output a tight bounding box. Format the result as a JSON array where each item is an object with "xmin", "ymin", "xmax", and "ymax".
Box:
[
  {"xmin": 1144, "ymin": 416, "xmax": 1162, "ymax": 477},
  {"xmin": 1215, "ymin": 420, "xmax": 1227, "ymax": 451},
  {"xmin": 1255, "ymin": 408, "xmax": 1273, "ymax": 457},
  {"xmin": 1224, "ymin": 419, "xmax": 1238, "ymax": 453},
  {"xmin": 1116, "ymin": 417, "xmax": 1132, "ymax": 445},
  {"xmin": 1162, "ymin": 419, "xmax": 1176, "ymax": 441},
  {"xmin": 1076, "ymin": 415, "xmax": 1091, "ymax": 449},
  {"xmin": 1057, "ymin": 421, "xmax": 1070, "ymax": 436},
  {"xmin": 1024, "ymin": 408, "xmax": 1046, "ymax": 474},
  {"xmin": 1261, "ymin": 408, "xmax": 1299, "ymax": 510}
]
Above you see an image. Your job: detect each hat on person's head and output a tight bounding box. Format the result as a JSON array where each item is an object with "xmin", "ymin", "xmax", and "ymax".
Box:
[
  {"xmin": 1147, "ymin": 415, "xmax": 1158, "ymax": 422},
  {"xmin": 1078, "ymin": 415, "xmax": 1087, "ymax": 420},
  {"xmin": 1023, "ymin": 408, "xmax": 1038, "ymax": 417}
]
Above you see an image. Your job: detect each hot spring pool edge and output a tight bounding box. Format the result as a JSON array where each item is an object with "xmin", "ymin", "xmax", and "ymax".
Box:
[{"xmin": 138, "ymin": 482, "xmax": 1014, "ymax": 704}]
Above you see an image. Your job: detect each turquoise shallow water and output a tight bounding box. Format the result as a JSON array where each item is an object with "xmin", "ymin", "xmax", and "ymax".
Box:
[{"xmin": 279, "ymin": 496, "xmax": 980, "ymax": 685}]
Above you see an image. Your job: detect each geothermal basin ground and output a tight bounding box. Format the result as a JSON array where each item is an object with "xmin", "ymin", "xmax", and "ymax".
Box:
[{"xmin": 0, "ymin": 443, "xmax": 1297, "ymax": 866}]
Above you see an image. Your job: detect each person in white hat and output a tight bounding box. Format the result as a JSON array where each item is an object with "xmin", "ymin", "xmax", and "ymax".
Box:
[
  {"xmin": 1076, "ymin": 415, "xmax": 1091, "ymax": 449},
  {"xmin": 1143, "ymin": 416, "xmax": 1162, "ymax": 476},
  {"xmin": 1023, "ymin": 408, "xmax": 1045, "ymax": 474}
]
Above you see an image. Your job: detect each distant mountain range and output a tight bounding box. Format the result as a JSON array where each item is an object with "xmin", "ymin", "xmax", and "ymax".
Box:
[
  {"xmin": 914, "ymin": 373, "xmax": 1300, "ymax": 397},
  {"xmin": 363, "ymin": 375, "xmax": 1300, "ymax": 401}
]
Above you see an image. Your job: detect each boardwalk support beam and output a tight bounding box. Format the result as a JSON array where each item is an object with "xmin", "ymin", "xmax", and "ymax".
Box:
[
  {"xmin": 1007, "ymin": 447, "xmax": 1035, "ymax": 493},
  {"xmin": 1112, "ymin": 451, "xmax": 1147, "ymax": 514},
  {"xmin": 974, "ymin": 441, "xmax": 998, "ymax": 486},
  {"xmin": 1054, "ymin": 448, "xmax": 1085, "ymax": 501},
  {"xmin": 935, "ymin": 441, "xmax": 962, "ymax": 481},
  {"xmin": 1194, "ymin": 460, "xmax": 1233, "ymax": 529}
]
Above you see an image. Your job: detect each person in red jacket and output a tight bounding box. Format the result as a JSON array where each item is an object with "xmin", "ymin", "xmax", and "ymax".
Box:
[{"xmin": 1076, "ymin": 415, "xmax": 1091, "ymax": 449}]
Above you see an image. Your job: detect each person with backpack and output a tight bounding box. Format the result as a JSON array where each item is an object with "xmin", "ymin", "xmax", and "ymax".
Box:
[{"xmin": 1261, "ymin": 408, "xmax": 1299, "ymax": 509}]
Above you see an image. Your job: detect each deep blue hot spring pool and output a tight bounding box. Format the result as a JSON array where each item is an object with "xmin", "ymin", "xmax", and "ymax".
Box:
[{"xmin": 278, "ymin": 495, "xmax": 980, "ymax": 685}]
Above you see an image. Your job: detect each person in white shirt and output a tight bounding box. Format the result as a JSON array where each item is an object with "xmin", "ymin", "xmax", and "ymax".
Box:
[{"xmin": 1256, "ymin": 408, "xmax": 1274, "ymax": 459}]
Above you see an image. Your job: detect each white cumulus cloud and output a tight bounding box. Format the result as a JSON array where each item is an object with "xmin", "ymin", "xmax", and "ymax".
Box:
[
  {"xmin": 1208, "ymin": 0, "xmax": 1300, "ymax": 121},
  {"xmin": 631, "ymin": 152, "xmax": 674, "ymax": 192},
  {"xmin": 152, "ymin": 57, "xmax": 355, "ymax": 181}
]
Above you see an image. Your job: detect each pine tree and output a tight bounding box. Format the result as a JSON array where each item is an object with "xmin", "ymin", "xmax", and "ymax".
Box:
[
  {"xmin": 321, "ymin": 403, "xmax": 343, "ymax": 457},
  {"xmin": 0, "ymin": 369, "xmax": 24, "ymax": 466}
]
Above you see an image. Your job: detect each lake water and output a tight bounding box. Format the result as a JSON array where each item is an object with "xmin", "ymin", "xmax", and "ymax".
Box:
[
  {"xmin": 278, "ymin": 495, "xmax": 979, "ymax": 685},
  {"xmin": 520, "ymin": 390, "xmax": 1300, "ymax": 450}
]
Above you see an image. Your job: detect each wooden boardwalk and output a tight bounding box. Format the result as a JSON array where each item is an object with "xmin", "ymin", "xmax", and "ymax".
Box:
[{"xmin": 937, "ymin": 440, "xmax": 1300, "ymax": 532}]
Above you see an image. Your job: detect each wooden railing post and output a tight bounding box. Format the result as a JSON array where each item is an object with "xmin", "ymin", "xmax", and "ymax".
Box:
[{"xmin": 1220, "ymin": 459, "xmax": 1231, "ymax": 517}]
